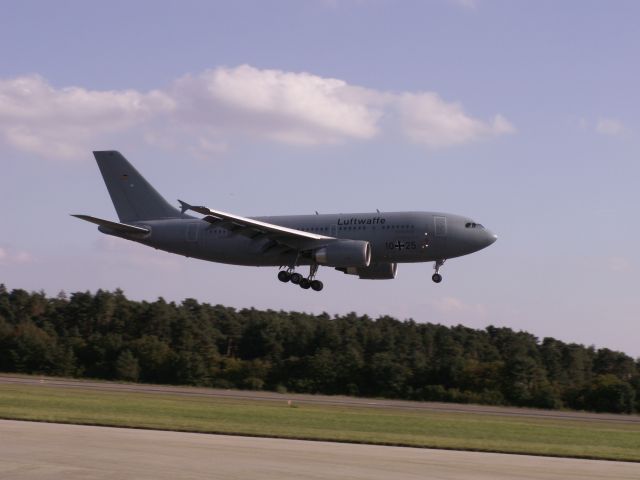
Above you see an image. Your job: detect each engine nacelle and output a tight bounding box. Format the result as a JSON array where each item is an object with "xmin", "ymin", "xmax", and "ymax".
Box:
[
  {"xmin": 336, "ymin": 262, "xmax": 398, "ymax": 280},
  {"xmin": 313, "ymin": 240, "xmax": 371, "ymax": 268}
]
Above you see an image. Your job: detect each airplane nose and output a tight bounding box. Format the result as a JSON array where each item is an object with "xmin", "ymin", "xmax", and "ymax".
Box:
[{"xmin": 486, "ymin": 230, "xmax": 498, "ymax": 246}]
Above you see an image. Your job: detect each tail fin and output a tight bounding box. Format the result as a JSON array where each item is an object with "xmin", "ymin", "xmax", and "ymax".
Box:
[{"xmin": 94, "ymin": 151, "xmax": 181, "ymax": 222}]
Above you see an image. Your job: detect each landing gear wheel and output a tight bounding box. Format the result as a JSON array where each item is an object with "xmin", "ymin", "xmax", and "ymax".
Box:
[
  {"xmin": 278, "ymin": 271, "xmax": 291, "ymax": 283},
  {"xmin": 290, "ymin": 273, "xmax": 302, "ymax": 285},
  {"xmin": 299, "ymin": 278, "xmax": 311, "ymax": 289},
  {"xmin": 310, "ymin": 280, "xmax": 324, "ymax": 291},
  {"xmin": 432, "ymin": 259, "xmax": 445, "ymax": 284}
]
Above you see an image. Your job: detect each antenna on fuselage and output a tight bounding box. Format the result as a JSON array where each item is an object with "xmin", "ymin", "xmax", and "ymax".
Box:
[
  {"xmin": 315, "ymin": 211, "xmax": 319, "ymax": 215},
  {"xmin": 376, "ymin": 209, "xmax": 380, "ymax": 214}
]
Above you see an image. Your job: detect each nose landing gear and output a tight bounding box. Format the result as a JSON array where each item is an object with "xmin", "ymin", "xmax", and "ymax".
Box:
[
  {"xmin": 278, "ymin": 265, "xmax": 323, "ymax": 292},
  {"xmin": 432, "ymin": 259, "xmax": 445, "ymax": 283}
]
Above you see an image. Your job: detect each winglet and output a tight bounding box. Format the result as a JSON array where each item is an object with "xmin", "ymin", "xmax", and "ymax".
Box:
[
  {"xmin": 178, "ymin": 199, "xmax": 192, "ymax": 214},
  {"xmin": 178, "ymin": 200, "xmax": 213, "ymax": 217}
]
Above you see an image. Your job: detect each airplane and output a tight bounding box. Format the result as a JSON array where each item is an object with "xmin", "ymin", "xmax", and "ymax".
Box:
[{"xmin": 73, "ymin": 151, "xmax": 497, "ymax": 292}]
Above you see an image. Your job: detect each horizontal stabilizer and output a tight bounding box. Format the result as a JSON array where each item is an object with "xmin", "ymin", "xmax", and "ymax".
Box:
[{"xmin": 71, "ymin": 214, "xmax": 150, "ymax": 235}]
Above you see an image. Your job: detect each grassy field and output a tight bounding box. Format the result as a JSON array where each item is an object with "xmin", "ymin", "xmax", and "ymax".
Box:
[{"xmin": 0, "ymin": 383, "xmax": 639, "ymax": 462}]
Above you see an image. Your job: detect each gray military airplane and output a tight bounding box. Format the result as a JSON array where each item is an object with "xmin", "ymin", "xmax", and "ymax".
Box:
[{"xmin": 73, "ymin": 151, "xmax": 497, "ymax": 292}]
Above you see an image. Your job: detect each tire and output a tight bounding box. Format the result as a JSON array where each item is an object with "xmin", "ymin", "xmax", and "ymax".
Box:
[
  {"xmin": 278, "ymin": 271, "xmax": 291, "ymax": 283},
  {"xmin": 290, "ymin": 273, "xmax": 302, "ymax": 285},
  {"xmin": 299, "ymin": 278, "xmax": 311, "ymax": 289},
  {"xmin": 432, "ymin": 273, "xmax": 442, "ymax": 283},
  {"xmin": 311, "ymin": 280, "xmax": 324, "ymax": 292}
]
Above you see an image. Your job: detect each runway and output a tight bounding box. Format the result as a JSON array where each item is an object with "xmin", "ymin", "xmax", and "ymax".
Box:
[
  {"xmin": 0, "ymin": 420, "xmax": 638, "ymax": 480},
  {"xmin": 2, "ymin": 374, "xmax": 638, "ymax": 424}
]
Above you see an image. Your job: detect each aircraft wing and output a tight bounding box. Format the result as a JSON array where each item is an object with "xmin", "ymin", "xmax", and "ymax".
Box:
[{"xmin": 178, "ymin": 200, "xmax": 332, "ymax": 251}]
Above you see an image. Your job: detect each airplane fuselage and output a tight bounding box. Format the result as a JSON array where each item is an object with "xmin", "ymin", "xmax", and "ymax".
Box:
[{"xmin": 108, "ymin": 210, "xmax": 496, "ymax": 267}]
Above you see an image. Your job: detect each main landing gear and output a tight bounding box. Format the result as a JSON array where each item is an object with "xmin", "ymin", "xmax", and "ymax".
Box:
[
  {"xmin": 278, "ymin": 265, "xmax": 323, "ymax": 292},
  {"xmin": 432, "ymin": 259, "xmax": 445, "ymax": 283}
]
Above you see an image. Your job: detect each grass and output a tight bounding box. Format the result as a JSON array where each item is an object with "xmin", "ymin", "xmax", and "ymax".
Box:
[{"xmin": 0, "ymin": 383, "xmax": 639, "ymax": 462}]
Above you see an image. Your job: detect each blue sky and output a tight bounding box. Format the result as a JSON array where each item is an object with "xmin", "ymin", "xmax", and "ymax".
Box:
[{"xmin": 1, "ymin": 0, "xmax": 639, "ymax": 356}]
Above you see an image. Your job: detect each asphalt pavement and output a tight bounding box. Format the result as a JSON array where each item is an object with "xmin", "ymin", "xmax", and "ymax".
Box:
[{"xmin": 1, "ymin": 420, "xmax": 638, "ymax": 480}]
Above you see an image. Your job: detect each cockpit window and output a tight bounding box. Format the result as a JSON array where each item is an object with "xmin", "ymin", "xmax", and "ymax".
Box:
[{"xmin": 465, "ymin": 222, "xmax": 485, "ymax": 229}]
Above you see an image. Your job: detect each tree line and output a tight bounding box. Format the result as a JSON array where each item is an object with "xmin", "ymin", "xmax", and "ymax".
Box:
[{"xmin": 0, "ymin": 284, "xmax": 638, "ymax": 414}]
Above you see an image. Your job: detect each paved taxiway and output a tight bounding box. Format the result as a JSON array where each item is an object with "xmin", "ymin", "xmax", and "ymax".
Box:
[
  {"xmin": 1, "ymin": 420, "xmax": 638, "ymax": 480},
  {"xmin": 2, "ymin": 374, "xmax": 638, "ymax": 424}
]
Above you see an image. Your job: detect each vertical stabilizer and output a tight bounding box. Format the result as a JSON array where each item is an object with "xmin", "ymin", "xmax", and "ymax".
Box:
[{"xmin": 94, "ymin": 151, "xmax": 181, "ymax": 222}]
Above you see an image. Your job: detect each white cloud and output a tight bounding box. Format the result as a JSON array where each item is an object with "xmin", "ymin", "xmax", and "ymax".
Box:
[
  {"xmin": 427, "ymin": 296, "xmax": 488, "ymax": 322},
  {"xmin": 596, "ymin": 118, "xmax": 625, "ymax": 136},
  {"xmin": 608, "ymin": 256, "xmax": 632, "ymax": 272},
  {"xmin": 171, "ymin": 65, "xmax": 381, "ymax": 145},
  {"xmin": 188, "ymin": 137, "xmax": 229, "ymax": 161},
  {"xmin": 0, "ymin": 65, "xmax": 514, "ymax": 160},
  {"xmin": 396, "ymin": 93, "xmax": 514, "ymax": 147},
  {"xmin": 0, "ymin": 75, "xmax": 174, "ymax": 159},
  {"xmin": 0, "ymin": 246, "xmax": 34, "ymax": 265}
]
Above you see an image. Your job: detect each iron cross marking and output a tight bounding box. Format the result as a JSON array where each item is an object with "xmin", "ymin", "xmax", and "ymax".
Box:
[{"xmin": 394, "ymin": 241, "xmax": 405, "ymax": 251}]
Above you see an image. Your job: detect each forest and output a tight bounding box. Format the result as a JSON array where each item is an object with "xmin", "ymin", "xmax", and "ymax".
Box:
[{"xmin": 0, "ymin": 284, "xmax": 638, "ymax": 414}]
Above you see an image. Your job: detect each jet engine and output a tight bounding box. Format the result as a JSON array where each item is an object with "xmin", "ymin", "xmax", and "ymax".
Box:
[
  {"xmin": 313, "ymin": 240, "xmax": 371, "ymax": 268},
  {"xmin": 336, "ymin": 262, "xmax": 398, "ymax": 279}
]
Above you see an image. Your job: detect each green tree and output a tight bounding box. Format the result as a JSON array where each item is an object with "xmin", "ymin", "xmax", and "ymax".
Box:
[
  {"xmin": 115, "ymin": 350, "xmax": 140, "ymax": 382},
  {"xmin": 583, "ymin": 375, "xmax": 636, "ymax": 413}
]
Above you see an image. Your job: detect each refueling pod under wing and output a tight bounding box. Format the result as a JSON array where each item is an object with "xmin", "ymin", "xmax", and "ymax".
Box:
[{"xmin": 336, "ymin": 262, "xmax": 397, "ymax": 279}]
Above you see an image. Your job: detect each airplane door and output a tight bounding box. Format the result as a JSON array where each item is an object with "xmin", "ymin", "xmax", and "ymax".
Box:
[
  {"xmin": 434, "ymin": 216, "xmax": 447, "ymax": 237},
  {"xmin": 186, "ymin": 222, "xmax": 199, "ymax": 242},
  {"xmin": 431, "ymin": 216, "xmax": 447, "ymax": 255},
  {"xmin": 330, "ymin": 225, "xmax": 338, "ymax": 237}
]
